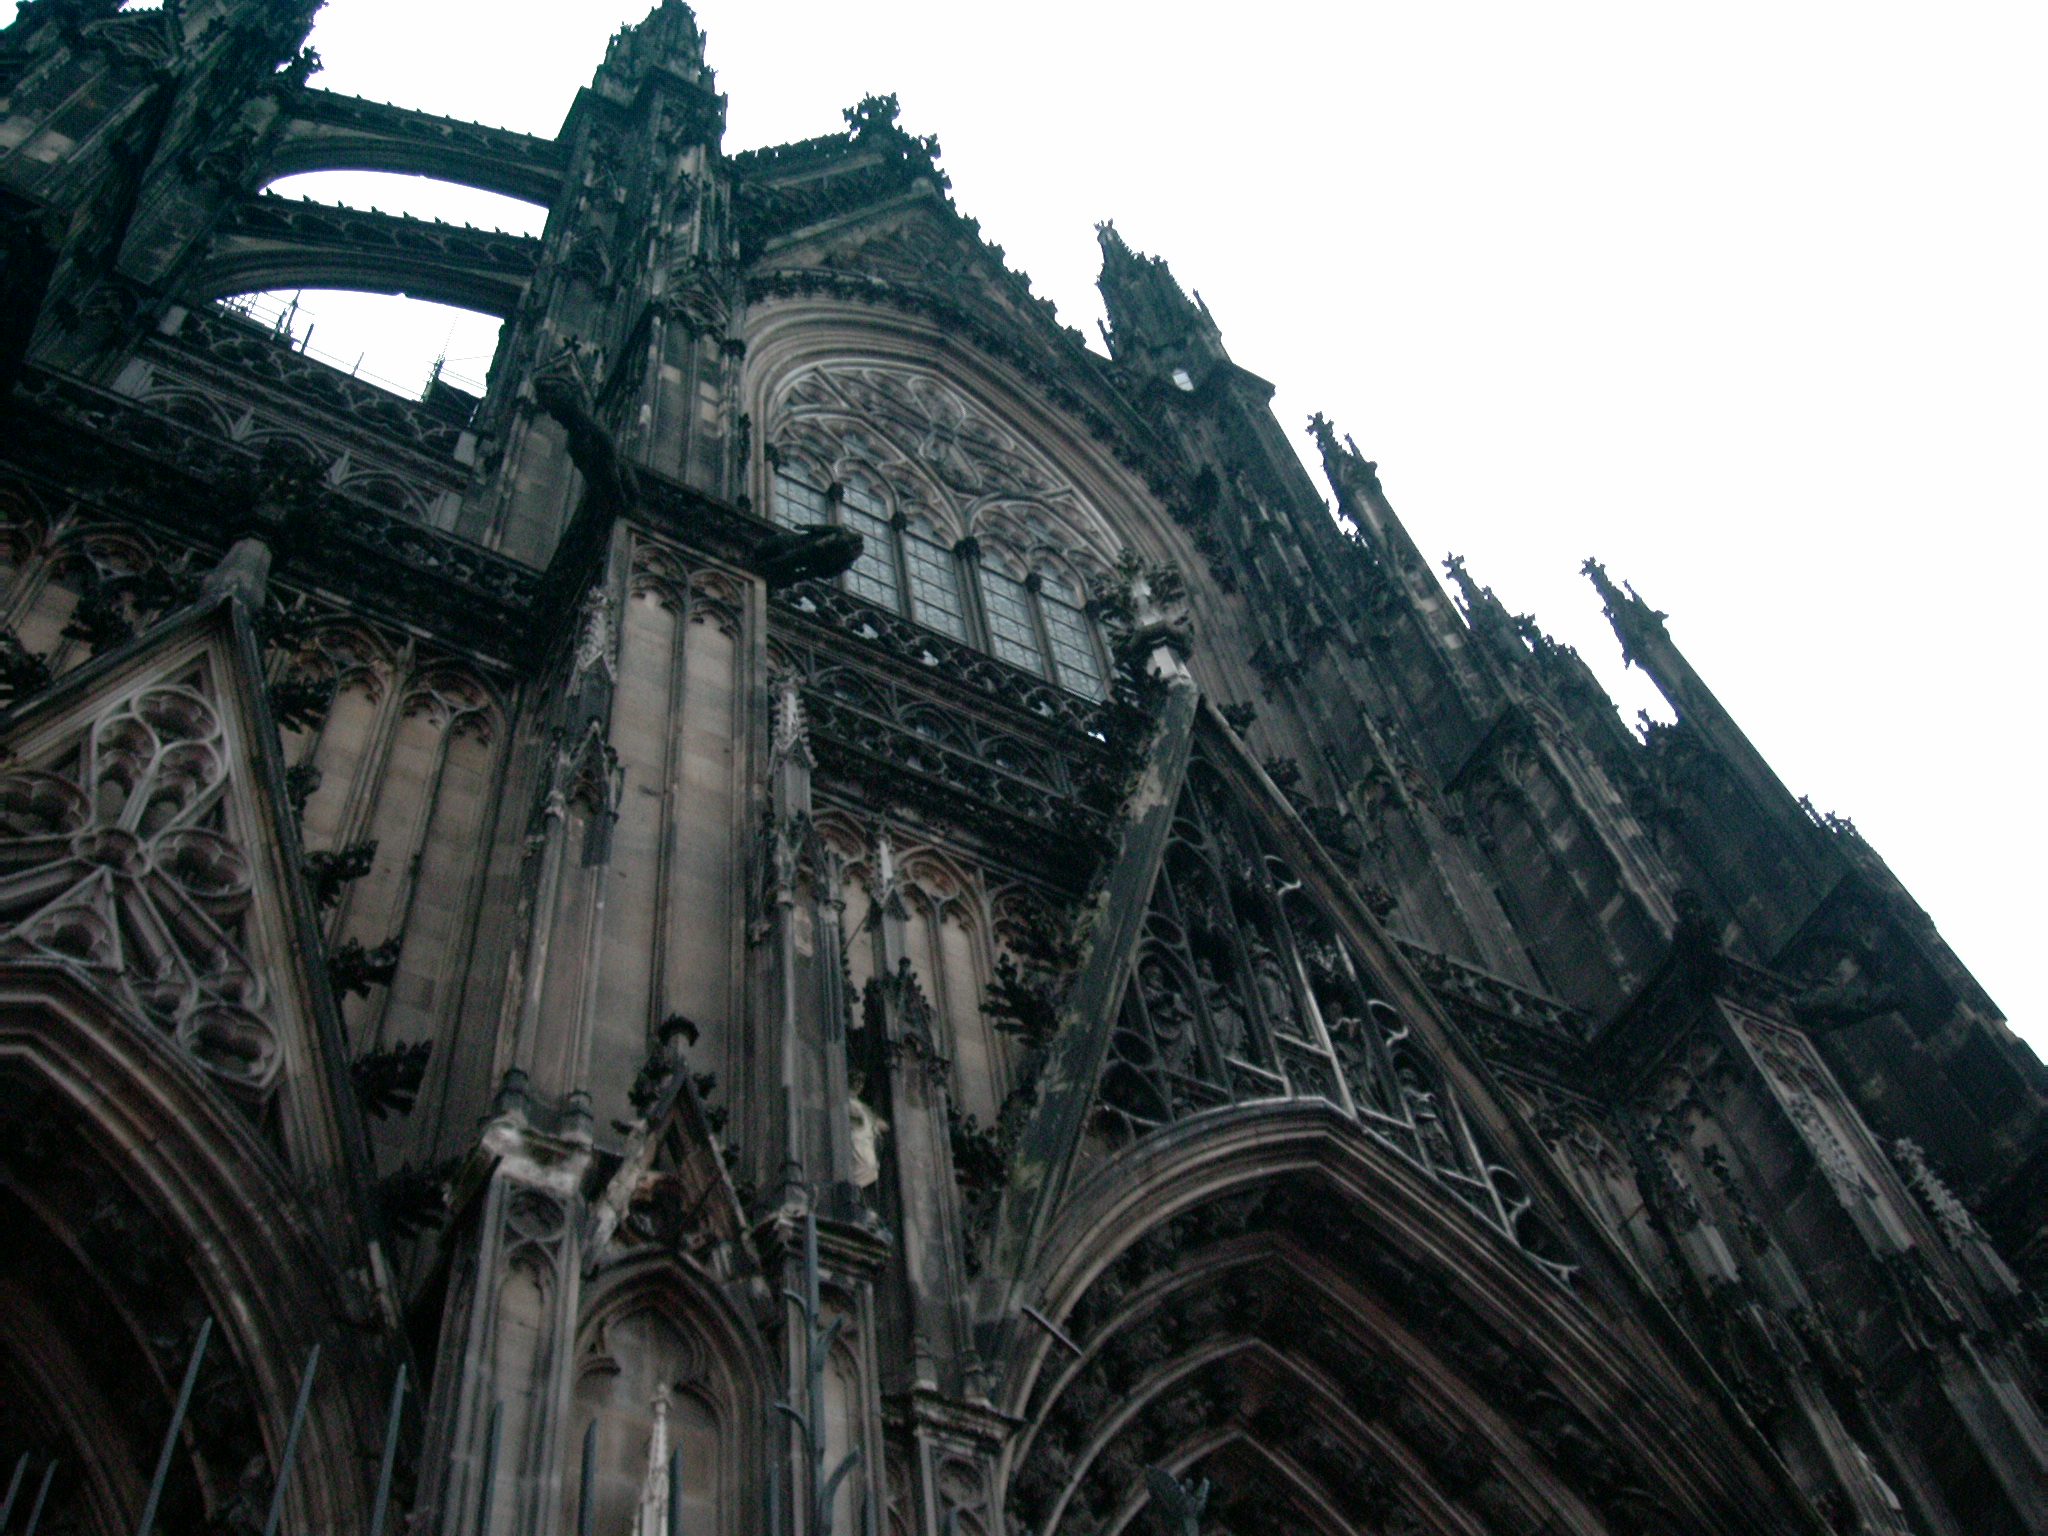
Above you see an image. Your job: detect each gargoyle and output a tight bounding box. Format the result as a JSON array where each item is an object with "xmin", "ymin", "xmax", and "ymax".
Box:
[
  {"xmin": 1144, "ymin": 1467, "xmax": 1209, "ymax": 1535},
  {"xmin": 755, "ymin": 525, "xmax": 863, "ymax": 589},
  {"xmin": 1791, "ymin": 977, "xmax": 1902, "ymax": 1031}
]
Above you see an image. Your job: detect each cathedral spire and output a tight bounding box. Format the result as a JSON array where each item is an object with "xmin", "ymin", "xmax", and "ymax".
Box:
[
  {"xmin": 1581, "ymin": 557, "xmax": 1673, "ymax": 676},
  {"xmin": 1584, "ymin": 556, "xmax": 1789, "ymax": 789},
  {"xmin": 1307, "ymin": 411, "xmax": 1407, "ymax": 559},
  {"xmin": 1094, "ymin": 221, "xmax": 1225, "ymax": 384},
  {"xmin": 601, "ymin": 0, "xmax": 714, "ymax": 90},
  {"xmin": 1309, "ymin": 411, "xmax": 1382, "ymax": 504},
  {"xmin": 1442, "ymin": 553, "xmax": 1526, "ymax": 668},
  {"xmin": 1583, "ymin": 557, "xmax": 1721, "ymax": 727}
]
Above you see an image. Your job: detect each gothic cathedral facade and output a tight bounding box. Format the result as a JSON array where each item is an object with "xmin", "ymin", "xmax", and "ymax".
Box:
[{"xmin": 1, "ymin": 5, "xmax": 2043, "ymax": 1535}]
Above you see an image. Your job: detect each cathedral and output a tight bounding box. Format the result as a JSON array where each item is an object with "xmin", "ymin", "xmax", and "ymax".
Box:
[{"xmin": 2, "ymin": 4, "xmax": 2045, "ymax": 1533}]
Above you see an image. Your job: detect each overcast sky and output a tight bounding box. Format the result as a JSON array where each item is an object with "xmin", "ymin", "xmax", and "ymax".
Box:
[{"xmin": 11, "ymin": 2, "xmax": 2040, "ymax": 1055}]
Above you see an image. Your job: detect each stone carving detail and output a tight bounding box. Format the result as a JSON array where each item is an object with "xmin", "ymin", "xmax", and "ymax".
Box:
[
  {"xmin": 1893, "ymin": 1138, "xmax": 1984, "ymax": 1250},
  {"xmin": 11, "ymin": 371, "xmax": 542, "ymax": 660},
  {"xmin": 1396, "ymin": 939, "xmax": 1590, "ymax": 1074},
  {"xmin": 1734, "ymin": 1013, "xmax": 1885, "ymax": 1207},
  {"xmin": 0, "ymin": 674, "xmax": 281, "ymax": 1094},
  {"xmin": 571, "ymin": 585, "xmax": 617, "ymax": 684},
  {"xmin": 1784, "ymin": 1095, "xmax": 1877, "ymax": 1202},
  {"xmin": 771, "ymin": 629, "xmax": 1114, "ymax": 856},
  {"xmin": 1893, "ymin": 1137, "xmax": 2022, "ymax": 1297},
  {"xmin": 146, "ymin": 302, "xmax": 474, "ymax": 463},
  {"xmin": 771, "ymin": 360, "xmax": 1122, "ymax": 575},
  {"xmin": 778, "ymin": 587, "xmax": 1101, "ymax": 736},
  {"xmin": 1098, "ymin": 736, "xmax": 1576, "ymax": 1283}
]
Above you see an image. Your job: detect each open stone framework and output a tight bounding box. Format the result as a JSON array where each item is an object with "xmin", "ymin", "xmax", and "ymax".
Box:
[{"xmin": 0, "ymin": 5, "xmax": 2044, "ymax": 1535}]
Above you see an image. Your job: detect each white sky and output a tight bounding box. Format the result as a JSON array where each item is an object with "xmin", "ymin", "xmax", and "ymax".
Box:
[{"xmin": 11, "ymin": 2, "xmax": 2040, "ymax": 1056}]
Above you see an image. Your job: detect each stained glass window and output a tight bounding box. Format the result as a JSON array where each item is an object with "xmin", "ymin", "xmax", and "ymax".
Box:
[
  {"xmin": 1041, "ymin": 591, "xmax": 1106, "ymax": 699},
  {"xmin": 772, "ymin": 469, "xmax": 830, "ymax": 529}
]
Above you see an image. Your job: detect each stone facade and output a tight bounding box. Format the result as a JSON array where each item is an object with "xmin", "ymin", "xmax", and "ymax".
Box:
[{"xmin": 1, "ymin": 5, "xmax": 2043, "ymax": 1534}]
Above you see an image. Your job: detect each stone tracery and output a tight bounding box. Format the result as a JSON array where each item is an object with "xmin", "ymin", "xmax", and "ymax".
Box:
[
  {"xmin": 0, "ymin": 671, "xmax": 280, "ymax": 1094},
  {"xmin": 0, "ymin": 7, "xmax": 2040, "ymax": 1536}
]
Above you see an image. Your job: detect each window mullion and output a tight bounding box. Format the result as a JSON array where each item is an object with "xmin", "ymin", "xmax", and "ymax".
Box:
[
  {"xmin": 1024, "ymin": 571, "xmax": 1059, "ymax": 683},
  {"xmin": 1074, "ymin": 596, "xmax": 1113, "ymax": 696},
  {"xmin": 956, "ymin": 536, "xmax": 993, "ymax": 652},
  {"xmin": 888, "ymin": 512, "xmax": 914, "ymax": 618}
]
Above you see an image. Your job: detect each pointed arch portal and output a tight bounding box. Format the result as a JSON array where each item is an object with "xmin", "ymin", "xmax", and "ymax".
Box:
[{"xmin": 1000, "ymin": 1104, "xmax": 1809, "ymax": 1536}]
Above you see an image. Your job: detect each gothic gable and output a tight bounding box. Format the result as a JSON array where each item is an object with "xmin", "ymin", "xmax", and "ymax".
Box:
[
  {"xmin": 0, "ymin": 596, "xmax": 363, "ymax": 1190},
  {"xmin": 1131, "ymin": 717, "xmax": 1577, "ymax": 1263},
  {"xmin": 749, "ymin": 192, "xmax": 1097, "ymax": 386},
  {"xmin": 589, "ymin": 1057, "xmax": 754, "ymax": 1269},
  {"xmin": 989, "ymin": 699, "xmax": 1579, "ymax": 1303}
]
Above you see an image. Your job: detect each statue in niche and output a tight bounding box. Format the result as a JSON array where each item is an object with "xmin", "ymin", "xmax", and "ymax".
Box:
[
  {"xmin": 1247, "ymin": 938, "xmax": 1297, "ymax": 1034},
  {"xmin": 1397, "ymin": 1058, "xmax": 1459, "ymax": 1170},
  {"xmin": 1328, "ymin": 1013, "xmax": 1372, "ymax": 1092},
  {"xmin": 847, "ymin": 1076, "xmax": 889, "ymax": 1190},
  {"xmin": 1142, "ymin": 962, "xmax": 1199, "ymax": 1075},
  {"xmin": 1194, "ymin": 956, "xmax": 1247, "ymax": 1059}
]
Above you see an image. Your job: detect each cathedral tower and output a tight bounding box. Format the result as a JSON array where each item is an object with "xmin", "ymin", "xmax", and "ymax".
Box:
[{"xmin": 2, "ymin": 5, "xmax": 2043, "ymax": 1534}]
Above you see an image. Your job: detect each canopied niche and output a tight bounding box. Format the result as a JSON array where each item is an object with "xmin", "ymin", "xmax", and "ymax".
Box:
[{"xmin": 570, "ymin": 1265, "xmax": 769, "ymax": 1536}]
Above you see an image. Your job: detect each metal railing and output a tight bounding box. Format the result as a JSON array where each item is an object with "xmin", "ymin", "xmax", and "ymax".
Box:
[{"xmin": 1, "ymin": 1322, "xmax": 411, "ymax": 1536}]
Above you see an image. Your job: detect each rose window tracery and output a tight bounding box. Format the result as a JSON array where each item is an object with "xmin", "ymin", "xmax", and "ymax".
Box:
[{"xmin": 0, "ymin": 678, "xmax": 279, "ymax": 1095}]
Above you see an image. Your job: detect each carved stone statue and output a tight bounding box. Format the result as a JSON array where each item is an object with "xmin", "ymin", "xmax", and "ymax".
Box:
[
  {"xmin": 1194, "ymin": 956, "xmax": 1246, "ymax": 1059},
  {"xmin": 847, "ymin": 1078, "xmax": 889, "ymax": 1189},
  {"xmin": 631, "ymin": 1390, "xmax": 673, "ymax": 1536},
  {"xmin": 1248, "ymin": 941, "xmax": 1296, "ymax": 1033},
  {"xmin": 755, "ymin": 525, "xmax": 863, "ymax": 588}
]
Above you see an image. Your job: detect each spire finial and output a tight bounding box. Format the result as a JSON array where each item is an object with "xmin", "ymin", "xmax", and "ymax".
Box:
[
  {"xmin": 1581, "ymin": 558, "xmax": 1669, "ymax": 669},
  {"xmin": 629, "ymin": 1389, "xmax": 674, "ymax": 1536},
  {"xmin": 1094, "ymin": 226, "xmax": 1219, "ymax": 369},
  {"xmin": 1307, "ymin": 414, "xmax": 1381, "ymax": 499},
  {"xmin": 603, "ymin": 0, "xmax": 711, "ymax": 84}
]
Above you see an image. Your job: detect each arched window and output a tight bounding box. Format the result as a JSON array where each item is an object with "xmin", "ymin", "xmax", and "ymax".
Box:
[
  {"xmin": 836, "ymin": 475, "xmax": 900, "ymax": 613},
  {"xmin": 771, "ymin": 465, "xmax": 1108, "ymax": 700}
]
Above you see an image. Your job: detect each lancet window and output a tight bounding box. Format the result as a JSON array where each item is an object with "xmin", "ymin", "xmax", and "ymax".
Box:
[{"xmin": 771, "ymin": 464, "xmax": 1108, "ymax": 700}]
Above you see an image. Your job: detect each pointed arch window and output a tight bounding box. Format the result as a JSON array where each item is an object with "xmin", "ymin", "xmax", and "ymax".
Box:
[
  {"xmin": 835, "ymin": 475, "xmax": 901, "ymax": 613},
  {"xmin": 900, "ymin": 525, "xmax": 970, "ymax": 641},
  {"xmin": 1036, "ymin": 569, "xmax": 1108, "ymax": 698},
  {"xmin": 976, "ymin": 559, "xmax": 1045, "ymax": 676},
  {"xmin": 769, "ymin": 465, "xmax": 1108, "ymax": 700}
]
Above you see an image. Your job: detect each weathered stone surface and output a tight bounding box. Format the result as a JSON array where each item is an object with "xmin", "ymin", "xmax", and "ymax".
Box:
[{"xmin": 1, "ymin": 4, "xmax": 2041, "ymax": 1535}]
